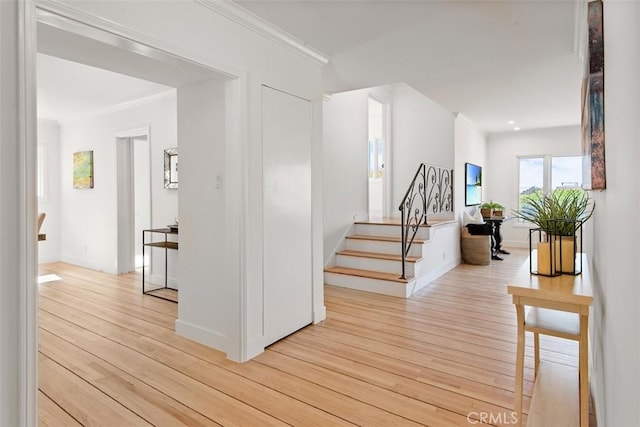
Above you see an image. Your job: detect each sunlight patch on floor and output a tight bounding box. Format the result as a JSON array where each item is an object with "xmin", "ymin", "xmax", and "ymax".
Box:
[{"xmin": 38, "ymin": 274, "xmax": 62, "ymax": 284}]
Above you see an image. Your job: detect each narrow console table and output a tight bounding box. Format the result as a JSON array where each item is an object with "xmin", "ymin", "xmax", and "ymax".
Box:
[
  {"xmin": 507, "ymin": 253, "xmax": 592, "ymax": 427},
  {"xmin": 142, "ymin": 227, "xmax": 178, "ymax": 302}
]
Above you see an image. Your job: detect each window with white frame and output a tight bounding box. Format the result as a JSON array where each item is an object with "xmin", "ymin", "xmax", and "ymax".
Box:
[{"xmin": 517, "ymin": 155, "xmax": 583, "ymax": 219}]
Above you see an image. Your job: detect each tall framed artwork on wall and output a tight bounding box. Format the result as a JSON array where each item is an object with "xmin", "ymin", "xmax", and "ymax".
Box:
[{"xmin": 582, "ymin": 0, "xmax": 606, "ymax": 190}]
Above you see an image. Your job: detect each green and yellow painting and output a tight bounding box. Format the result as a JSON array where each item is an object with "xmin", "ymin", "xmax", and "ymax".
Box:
[{"xmin": 73, "ymin": 150, "xmax": 94, "ymax": 189}]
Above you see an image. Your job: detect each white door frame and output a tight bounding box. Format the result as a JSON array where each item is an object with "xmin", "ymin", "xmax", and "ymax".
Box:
[
  {"xmin": 3, "ymin": 2, "xmax": 39, "ymax": 426},
  {"xmin": 115, "ymin": 126, "xmax": 150, "ymax": 274},
  {"xmin": 13, "ymin": 3, "xmax": 244, "ymax": 425}
]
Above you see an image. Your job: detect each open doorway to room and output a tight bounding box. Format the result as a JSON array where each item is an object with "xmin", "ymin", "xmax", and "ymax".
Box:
[
  {"xmin": 115, "ymin": 128, "xmax": 152, "ymax": 274},
  {"xmin": 367, "ymin": 97, "xmax": 388, "ymax": 219},
  {"xmin": 30, "ymin": 6, "xmax": 238, "ymax": 422}
]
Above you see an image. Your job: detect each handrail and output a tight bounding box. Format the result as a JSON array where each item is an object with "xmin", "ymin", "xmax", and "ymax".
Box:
[{"xmin": 398, "ymin": 164, "xmax": 453, "ymax": 279}]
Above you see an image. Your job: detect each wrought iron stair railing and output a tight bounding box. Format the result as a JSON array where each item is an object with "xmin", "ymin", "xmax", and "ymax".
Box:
[{"xmin": 399, "ymin": 163, "xmax": 453, "ymax": 279}]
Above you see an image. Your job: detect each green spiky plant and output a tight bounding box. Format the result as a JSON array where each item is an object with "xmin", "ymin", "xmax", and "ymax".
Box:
[{"xmin": 513, "ymin": 189, "xmax": 594, "ymax": 235}]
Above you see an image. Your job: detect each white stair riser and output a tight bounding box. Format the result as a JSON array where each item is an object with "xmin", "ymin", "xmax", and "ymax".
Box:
[
  {"xmin": 354, "ymin": 223, "xmax": 430, "ymax": 240},
  {"xmin": 324, "ymin": 272, "xmax": 412, "ymax": 298},
  {"xmin": 335, "ymin": 254, "xmax": 418, "ymax": 276},
  {"xmin": 345, "ymin": 238, "xmax": 424, "ymax": 257}
]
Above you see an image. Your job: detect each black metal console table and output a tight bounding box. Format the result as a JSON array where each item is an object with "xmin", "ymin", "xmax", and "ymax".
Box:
[{"xmin": 142, "ymin": 227, "xmax": 178, "ymax": 302}]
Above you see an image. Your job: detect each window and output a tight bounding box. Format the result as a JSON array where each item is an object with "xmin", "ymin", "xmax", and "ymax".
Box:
[
  {"xmin": 551, "ymin": 156, "xmax": 583, "ymax": 189},
  {"xmin": 518, "ymin": 155, "xmax": 583, "ymax": 220},
  {"xmin": 518, "ymin": 157, "xmax": 544, "ymax": 210}
]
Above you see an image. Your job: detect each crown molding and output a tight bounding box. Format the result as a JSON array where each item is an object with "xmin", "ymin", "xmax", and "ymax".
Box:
[{"xmin": 194, "ymin": 0, "xmax": 330, "ymax": 66}]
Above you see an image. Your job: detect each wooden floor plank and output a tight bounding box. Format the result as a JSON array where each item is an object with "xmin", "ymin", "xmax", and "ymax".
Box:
[
  {"xmin": 257, "ymin": 343, "xmax": 502, "ymax": 426},
  {"xmin": 39, "ymin": 297, "xmax": 354, "ymax": 426},
  {"xmin": 38, "ymin": 391, "xmax": 82, "ymax": 427},
  {"xmin": 39, "ymin": 354, "xmax": 153, "ymax": 426},
  {"xmin": 38, "ymin": 248, "xmax": 593, "ymax": 426},
  {"xmin": 39, "ymin": 311, "xmax": 288, "ymax": 427},
  {"xmin": 39, "ymin": 329, "xmax": 220, "ymax": 427}
]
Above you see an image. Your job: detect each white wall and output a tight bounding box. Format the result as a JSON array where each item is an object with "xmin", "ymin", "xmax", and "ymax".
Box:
[
  {"xmin": 37, "ymin": 119, "xmax": 61, "ymax": 263},
  {"xmin": 454, "ymin": 114, "xmax": 488, "ymax": 221},
  {"xmin": 322, "ymin": 89, "xmax": 369, "ymax": 263},
  {"xmin": 59, "ymin": 94, "xmax": 178, "ymax": 274},
  {"xmin": 590, "ymin": 2, "xmax": 640, "ymax": 426},
  {"xmin": 486, "ymin": 125, "xmax": 583, "ymax": 248},
  {"xmin": 392, "ymin": 84, "xmax": 455, "ymax": 213},
  {"xmin": 175, "ymin": 79, "xmax": 235, "ymax": 355}
]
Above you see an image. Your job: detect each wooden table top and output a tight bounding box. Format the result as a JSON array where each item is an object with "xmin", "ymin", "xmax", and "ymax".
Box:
[{"xmin": 507, "ymin": 253, "xmax": 593, "ymax": 306}]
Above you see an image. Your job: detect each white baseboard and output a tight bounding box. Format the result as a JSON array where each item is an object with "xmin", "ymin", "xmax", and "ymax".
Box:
[
  {"xmin": 38, "ymin": 255, "xmax": 60, "ymax": 264},
  {"xmin": 502, "ymin": 240, "xmax": 529, "ymax": 249},
  {"xmin": 412, "ymin": 256, "xmax": 461, "ymax": 294},
  {"xmin": 175, "ymin": 318, "xmax": 228, "ymax": 355},
  {"xmin": 313, "ymin": 305, "xmax": 326, "ymax": 323},
  {"xmin": 148, "ymin": 274, "xmax": 178, "ymax": 289},
  {"xmin": 242, "ymin": 338, "xmax": 266, "ymax": 363},
  {"xmin": 59, "ymin": 254, "xmax": 116, "ymax": 275}
]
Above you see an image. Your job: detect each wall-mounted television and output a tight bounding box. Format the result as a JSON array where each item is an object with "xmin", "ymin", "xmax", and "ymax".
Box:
[{"xmin": 465, "ymin": 162, "xmax": 482, "ymax": 206}]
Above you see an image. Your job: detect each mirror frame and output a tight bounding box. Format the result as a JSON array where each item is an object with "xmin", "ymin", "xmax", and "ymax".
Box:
[{"xmin": 164, "ymin": 148, "xmax": 178, "ymax": 189}]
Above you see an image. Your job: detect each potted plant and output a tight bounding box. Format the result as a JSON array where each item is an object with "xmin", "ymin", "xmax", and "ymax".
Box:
[
  {"xmin": 513, "ymin": 189, "xmax": 594, "ymax": 274},
  {"xmin": 480, "ymin": 201, "xmax": 505, "ymax": 218}
]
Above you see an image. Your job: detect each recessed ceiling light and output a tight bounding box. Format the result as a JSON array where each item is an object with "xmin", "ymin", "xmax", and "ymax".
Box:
[
  {"xmin": 507, "ymin": 120, "xmax": 515, "ymax": 125},
  {"xmin": 513, "ymin": 127, "xmax": 521, "ymax": 131}
]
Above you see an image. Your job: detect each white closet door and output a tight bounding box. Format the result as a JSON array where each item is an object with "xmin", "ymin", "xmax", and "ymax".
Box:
[{"xmin": 262, "ymin": 86, "xmax": 313, "ymax": 345}]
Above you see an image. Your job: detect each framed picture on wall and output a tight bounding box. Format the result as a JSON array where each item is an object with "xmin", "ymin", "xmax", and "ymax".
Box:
[{"xmin": 465, "ymin": 162, "xmax": 482, "ymax": 206}]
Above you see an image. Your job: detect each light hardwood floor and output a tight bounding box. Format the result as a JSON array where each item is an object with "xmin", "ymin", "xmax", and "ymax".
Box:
[{"xmin": 38, "ymin": 249, "xmax": 591, "ymax": 426}]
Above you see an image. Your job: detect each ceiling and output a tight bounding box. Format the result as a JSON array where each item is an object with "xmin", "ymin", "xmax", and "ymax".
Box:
[
  {"xmin": 237, "ymin": 0, "xmax": 584, "ymax": 134},
  {"xmin": 36, "ymin": 18, "xmax": 227, "ymax": 122},
  {"xmin": 37, "ymin": 1, "xmax": 584, "ymax": 134},
  {"xmin": 37, "ymin": 53, "xmax": 174, "ymax": 122}
]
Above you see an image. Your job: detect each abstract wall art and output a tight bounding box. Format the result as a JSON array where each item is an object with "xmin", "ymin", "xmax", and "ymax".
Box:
[{"xmin": 73, "ymin": 150, "xmax": 94, "ymax": 189}]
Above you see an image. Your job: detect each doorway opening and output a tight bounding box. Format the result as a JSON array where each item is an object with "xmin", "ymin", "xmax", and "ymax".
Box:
[
  {"xmin": 368, "ymin": 98, "xmax": 387, "ymax": 219},
  {"xmin": 27, "ymin": 6, "xmax": 239, "ymax": 423},
  {"xmin": 116, "ymin": 128, "xmax": 151, "ymax": 274}
]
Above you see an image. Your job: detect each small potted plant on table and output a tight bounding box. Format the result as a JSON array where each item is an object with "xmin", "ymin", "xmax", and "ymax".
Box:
[{"xmin": 480, "ymin": 202, "xmax": 505, "ymax": 218}]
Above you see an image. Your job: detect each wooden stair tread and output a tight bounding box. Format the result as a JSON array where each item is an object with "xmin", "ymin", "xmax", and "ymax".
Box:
[
  {"xmin": 346, "ymin": 234, "xmax": 427, "ymax": 244},
  {"xmin": 337, "ymin": 250, "xmax": 421, "ymax": 263},
  {"xmin": 354, "ymin": 218, "xmax": 431, "ymax": 227},
  {"xmin": 324, "ymin": 266, "xmax": 414, "ymax": 283}
]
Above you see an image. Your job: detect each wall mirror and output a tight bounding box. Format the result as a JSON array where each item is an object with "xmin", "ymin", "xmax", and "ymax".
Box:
[{"xmin": 164, "ymin": 148, "xmax": 178, "ymax": 189}]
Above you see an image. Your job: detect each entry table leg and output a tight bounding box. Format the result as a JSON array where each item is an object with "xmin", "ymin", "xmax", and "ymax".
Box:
[{"xmin": 514, "ymin": 303, "xmax": 526, "ymax": 427}]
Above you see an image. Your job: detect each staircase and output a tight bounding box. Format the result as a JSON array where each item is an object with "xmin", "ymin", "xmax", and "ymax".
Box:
[
  {"xmin": 325, "ymin": 163, "xmax": 457, "ymax": 298},
  {"xmin": 324, "ymin": 219, "xmax": 433, "ymax": 298}
]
